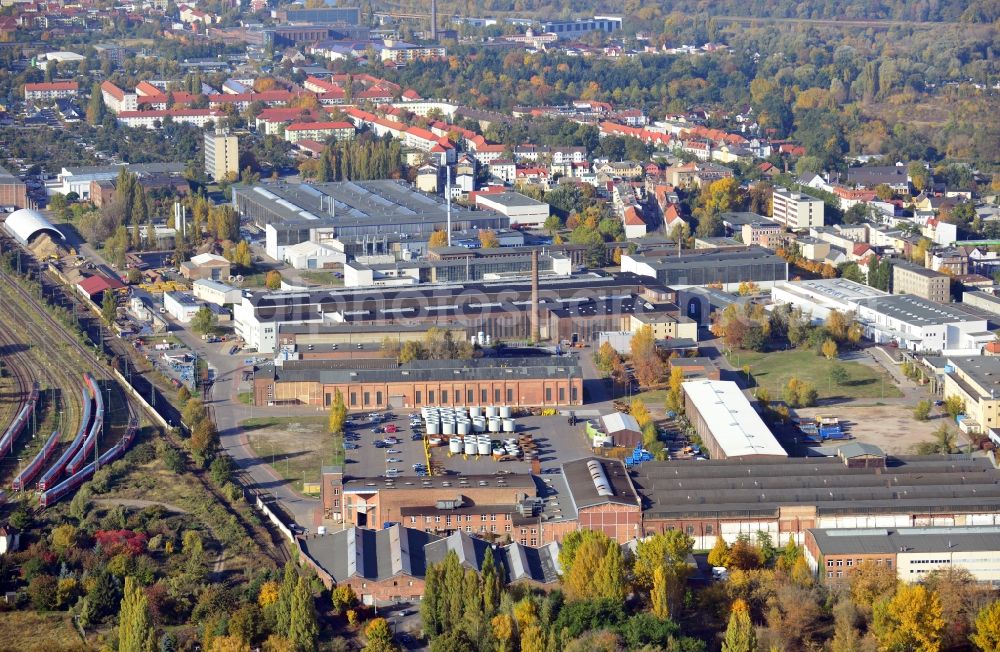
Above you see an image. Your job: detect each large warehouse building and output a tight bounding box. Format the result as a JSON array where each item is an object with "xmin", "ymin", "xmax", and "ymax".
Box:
[
  {"xmin": 632, "ymin": 454, "xmax": 1000, "ymax": 549},
  {"xmin": 805, "ymin": 526, "xmax": 1000, "ymax": 586},
  {"xmin": 233, "ymin": 273, "xmax": 676, "ymax": 352},
  {"xmin": 232, "ymin": 180, "xmax": 508, "ymax": 260},
  {"xmin": 252, "ymin": 356, "xmax": 583, "ymax": 408},
  {"xmin": 682, "ymin": 379, "xmax": 786, "ymax": 461},
  {"xmin": 621, "ymin": 247, "xmax": 788, "ymax": 291}
]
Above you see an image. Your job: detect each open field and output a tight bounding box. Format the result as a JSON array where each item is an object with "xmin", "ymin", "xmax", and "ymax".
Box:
[
  {"xmin": 298, "ymin": 270, "xmax": 343, "ymax": 286},
  {"xmin": 793, "ymin": 404, "xmax": 948, "ymax": 455},
  {"xmin": 243, "ymin": 416, "xmax": 339, "ymax": 491},
  {"xmin": 732, "ymin": 349, "xmax": 903, "ymax": 402},
  {"xmin": 0, "ymin": 611, "xmax": 85, "ymax": 652}
]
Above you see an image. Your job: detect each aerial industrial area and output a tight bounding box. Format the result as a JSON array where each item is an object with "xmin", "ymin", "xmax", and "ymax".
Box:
[{"xmin": 0, "ymin": 0, "xmax": 998, "ymax": 650}]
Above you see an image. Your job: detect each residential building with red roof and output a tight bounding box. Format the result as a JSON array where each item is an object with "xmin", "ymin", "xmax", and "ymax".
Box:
[
  {"xmin": 255, "ymin": 107, "xmax": 326, "ymax": 135},
  {"xmin": 623, "ymin": 205, "xmax": 647, "ymax": 239},
  {"xmin": 100, "ymin": 80, "xmax": 137, "ymax": 114},
  {"xmin": 284, "ymin": 121, "xmax": 355, "ymax": 144},
  {"xmin": 24, "ymin": 80, "xmax": 78, "ymax": 101},
  {"xmin": 117, "ymin": 109, "xmax": 224, "ymax": 129}
]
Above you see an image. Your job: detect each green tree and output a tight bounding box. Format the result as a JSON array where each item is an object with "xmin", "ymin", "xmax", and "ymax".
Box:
[
  {"xmin": 190, "ymin": 306, "xmax": 218, "ymax": 336},
  {"xmin": 481, "ymin": 547, "xmax": 501, "ymax": 617},
  {"xmin": 944, "ymin": 395, "xmax": 965, "ymax": 420},
  {"xmin": 101, "ymin": 290, "xmax": 118, "ymax": 326},
  {"xmin": 87, "ymin": 83, "xmax": 107, "ymax": 125},
  {"xmin": 265, "ymin": 270, "xmax": 282, "ymax": 290},
  {"xmin": 288, "ymin": 576, "xmax": 318, "ymax": 652},
  {"xmin": 913, "ymin": 399, "xmax": 932, "ymax": 421},
  {"xmin": 722, "ymin": 599, "xmax": 757, "ymax": 652},
  {"xmin": 274, "ymin": 562, "xmax": 297, "ymax": 636},
  {"xmin": 117, "ymin": 576, "xmax": 156, "ymax": 652}
]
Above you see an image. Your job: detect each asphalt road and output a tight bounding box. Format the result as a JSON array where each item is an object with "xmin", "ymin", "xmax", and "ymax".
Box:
[{"xmin": 170, "ymin": 325, "xmax": 322, "ymax": 528}]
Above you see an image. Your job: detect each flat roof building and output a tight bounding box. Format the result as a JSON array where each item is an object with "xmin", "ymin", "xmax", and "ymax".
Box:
[
  {"xmin": 771, "ymin": 187, "xmax": 824, "ymax": 229},
  {"xmin": 233, "ymin": 272, "xmax": 670, "ymax": 352},
  {"xmin": 805, "ymin": 526, "xmax": 1000, "ymax": 586},
  {"xmin": 621, "ymin": 246, "xmax": 788, "ymax": 291},
  {"xmin": 475, "ymin": 192, "xmax": 550, "ymax": 228},
  {"xmin": 233, "ymin": 181, "xmax": 507, "ymax": 256},
  {"xmin": 682, "ymin": 379, "xmax": 786, "ymax": 461},
  {"xmin": 632, "ymin": 455, "xmax": 1000, "ymax": 548},
  {"xmin": 891, "ymin": 259, "xmax": 950, "ymax": 304}
]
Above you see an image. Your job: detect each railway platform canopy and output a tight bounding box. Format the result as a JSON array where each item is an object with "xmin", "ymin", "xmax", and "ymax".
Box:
[{"xmin": 2, "ymin": 208, "xmax": 65, "ymax": 245}]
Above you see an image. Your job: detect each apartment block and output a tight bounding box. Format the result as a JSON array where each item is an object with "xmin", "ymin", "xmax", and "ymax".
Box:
[
  {"xmin": 891, "ymin": 260, "xmax": 950, "ymax": 303},
  {"xmin": 204, "ymin": 130, "xmax": 239, "ymax": 182},
  {"xmin": 771, "ymin": 187, "xmax": 824, "ymax": 229}
]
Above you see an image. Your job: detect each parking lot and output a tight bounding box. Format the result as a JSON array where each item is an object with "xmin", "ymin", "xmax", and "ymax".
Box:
[{"xmin": 343, "ymin": 411, "xmax": 595, "ymax": 479}]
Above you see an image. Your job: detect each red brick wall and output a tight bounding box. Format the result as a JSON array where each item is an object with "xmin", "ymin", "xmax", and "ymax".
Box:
[{"xmin": 577, "ymin": 503, "xmax": 642, "ymax": 544}]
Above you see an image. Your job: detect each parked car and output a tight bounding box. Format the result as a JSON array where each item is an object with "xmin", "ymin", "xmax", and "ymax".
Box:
[
  {"xmin": 386, "ymin": 449, "xmax": 401, "ymax": 454},
  {"xmin": 344, "ymin": 443, "xmax": 359, "ymax": 450}
]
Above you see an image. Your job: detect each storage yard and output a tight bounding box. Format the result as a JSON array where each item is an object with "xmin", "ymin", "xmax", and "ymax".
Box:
[{"xmin": 792, "ymin": 404, "xmax": 945, "ymax": 455}]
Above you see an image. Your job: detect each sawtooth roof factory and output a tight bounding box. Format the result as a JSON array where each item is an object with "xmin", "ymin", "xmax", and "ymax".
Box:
[
  {"xmin": 233, "ymin": 272, "xmax": 679, "ymax": 353},
  {"xmin": 231, "ymin": 180, "xmax": 507, "ymax": 261}
]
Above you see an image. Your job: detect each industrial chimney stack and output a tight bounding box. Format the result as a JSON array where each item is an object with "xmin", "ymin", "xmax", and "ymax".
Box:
[
  {"xmin": 530, "ymin": 249, "xmax": 540, "ymax": 342},
  {"xmin": 430, "ymin": 0, "xmax": 437, "ymax": 40}
]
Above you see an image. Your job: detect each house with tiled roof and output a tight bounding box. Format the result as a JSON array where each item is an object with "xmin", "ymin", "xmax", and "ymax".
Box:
[{"xmin": 623, "ymin": 206, "xmax": 647, "ymax": 239}]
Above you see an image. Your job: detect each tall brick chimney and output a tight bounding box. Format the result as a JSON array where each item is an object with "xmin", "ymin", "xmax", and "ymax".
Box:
[{"xmin": 531, "ymin": 249, "xmax": 540, "ymax": 342}]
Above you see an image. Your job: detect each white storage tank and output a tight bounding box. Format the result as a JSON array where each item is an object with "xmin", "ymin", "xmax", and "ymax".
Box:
[
  {"xmin": 488, "ymin": 418, "xmax": 500, "ymax": 432},
  {"xmin": 502, "ymin": 418, "xmax": 515, "ymax": 433},
  {"xmin": 499, "ymin": 406, "xmax": 513, "ymax": 419},
  {"xmin": 426, "ymin": 421, "xmax": 440, "ymax": 435},
  {"xmin": 442, "ymin": 421, "xmax": 455, "ymax": 435},
  {"xmin": 470, "ymin": 406, "xmax": 482, "ymax": 418},
  {"xmin": 486, "ymin": 406, "xmax": 499, "ymax": 418},
  {"xmin": 464, "ymin": 440, "xmax": 476, "ymax": 455},
  {"xmin": 456, "ymin": 421, "xmax": 470, "ymax": 435},
  {"xmin": 477, "ymin": 439, "xmax": 491, "ymax": 455},
  {"xmin": 449, "ymin": 437, "xmax": 463, "ymax": 454},
  {"xmin": 473, "ymin": 417, "xmax": 486, "ymax": 432}
]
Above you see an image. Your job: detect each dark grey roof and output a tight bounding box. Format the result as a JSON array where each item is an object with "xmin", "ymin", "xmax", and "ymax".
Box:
[
  {"xmin": 945, "ymin": 356, "xmax": 1000, "ymax": 397},
  {"xmin": 502, "ymin": 541, "xmax": 561, "ymax": 584},
  {"xmin": 836, "ymin": 442, "xmax": 885, "ymax": 459},
  {"xmin": 299, "ymin": 525, "xmax": 439, "ymax": 582},
  {"xmin": 342, "ymin": 473, "xmax": 535, "ymax": 492},
  {"xmin": 272, "ymin": 356, "xmax": 581, "ymax": 385},
  {"xmin": 845, "ymin": 165, "xmax": 911, "ymax": 186},
  {"xmin": 809, "ymin": 526, "xmax": 1000, "ymax": 556},
  {"xmin": 632, "ymin": 456, "xmax": 1000, "ymax": 519},
  {"xmin": 424, "ymin": 530, "xmax": 493, "ymax": 570},
  {"xmin": 562, "ymin": 457, "xmax": 639, "ymax": 511},
  {"xmin": 721, "ymin": 211, "xmax": 769, "ymax": 226},
  {"xmin": 891, "ymin": 259, "xmax": 947, "ymax": 279},
  {"xmin": 630, "ymin": 246, "xmax": 784, "ymax": 270}
]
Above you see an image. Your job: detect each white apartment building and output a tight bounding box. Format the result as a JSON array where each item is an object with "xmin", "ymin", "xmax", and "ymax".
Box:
[{"xmin": 772, "ymin": 187, "xmax": 824, "ymax": 229}]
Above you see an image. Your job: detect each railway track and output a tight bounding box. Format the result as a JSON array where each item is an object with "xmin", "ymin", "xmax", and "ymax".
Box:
[{"xmin": 0, "ymin": 250, "xmax": 289, "ymax": 566}]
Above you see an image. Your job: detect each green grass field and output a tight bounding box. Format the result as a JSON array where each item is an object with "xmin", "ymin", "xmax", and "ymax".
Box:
[
  {"xmin": 298, "ymin": 271, "xmax": 344, "ymax": 286},
  {"xmin": 731, "ymin": 349, "xmax": 902, "ymax": 401}
]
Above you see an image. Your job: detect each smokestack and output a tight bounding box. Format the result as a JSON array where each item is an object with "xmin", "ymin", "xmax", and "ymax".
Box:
[
  {"xmin": 430, "ymin": 0, "xmax": 437, "ymax": 40},
  {"xmin": 531, "ymin": 249, "xmax": 540, "ymax": 343}
]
